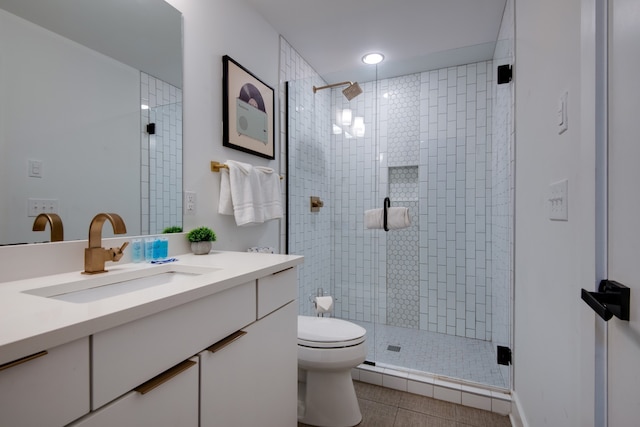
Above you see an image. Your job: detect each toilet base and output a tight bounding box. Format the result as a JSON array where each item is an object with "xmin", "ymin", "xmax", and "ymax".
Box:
[{"xmin": 298, "ymin": 369, "xmax": 362, "ymax": 427}]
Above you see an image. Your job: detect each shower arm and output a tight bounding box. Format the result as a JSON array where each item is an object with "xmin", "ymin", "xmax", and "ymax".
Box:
[{"xmin": 312, "ymin": 81, "xmax": 355, "ymax": 93}]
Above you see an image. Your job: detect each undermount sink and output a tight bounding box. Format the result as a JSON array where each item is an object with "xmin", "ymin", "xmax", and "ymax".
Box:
[{"xmin": 23, "ymin": 264, "xmax": 220, "ymax": 303}]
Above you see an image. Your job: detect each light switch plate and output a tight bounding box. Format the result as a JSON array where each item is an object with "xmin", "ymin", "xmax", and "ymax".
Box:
[
  {"xmin": 28, "ymin": 159, "xmax": 43, "ymax": 178},
  {"xmin": 549, "ymin": 179, "xmax": 568, "ymax": 221}
]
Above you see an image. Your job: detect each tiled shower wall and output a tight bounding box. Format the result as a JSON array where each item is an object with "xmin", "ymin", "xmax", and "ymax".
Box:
[
  {"xmin": 419, "ymin": 64, "xmax": 493, "ymax": 339},
  {"xmin": 140, "ymin": 72, "xmax": 183, "ymax": 235},
  {"xmin": 330, "ymin": 65, "xmax": 494, "ymax": 340},
  {"xmin": 282, "ymin": 37, "xmax": 511, "ymax": 343},
  {"xmin": 331, "ymin": 82, "xmax": 380, "ymax": 323},
  {"xmin": 279, "ymin": 38, "xmax": 332, "ymax": 316}
]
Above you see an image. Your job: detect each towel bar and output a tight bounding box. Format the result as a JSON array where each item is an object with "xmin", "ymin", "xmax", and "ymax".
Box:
[{"xmin": 210, "ymin": 161, "xmax": 283, "ymax": 179}]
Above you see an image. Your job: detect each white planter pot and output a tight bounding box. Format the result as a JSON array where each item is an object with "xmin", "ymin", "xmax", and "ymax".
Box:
[{"xmin": 190, "ymin": 241, "xmax": 212, "ymax": 255}]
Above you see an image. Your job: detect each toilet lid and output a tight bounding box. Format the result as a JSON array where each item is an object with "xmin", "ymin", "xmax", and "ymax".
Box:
[{"xmin": 298, "ymin": 316, "xmax": 366, "ymax": 348}]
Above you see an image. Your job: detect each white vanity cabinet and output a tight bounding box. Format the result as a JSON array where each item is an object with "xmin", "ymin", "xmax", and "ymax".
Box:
[
  {"xmin": 68, "ymin": 357, "xmax": 199, "ymax": 427},
  {"xmin": 200, "ymin": 267, "xmax": 298, "ymax": 427},
  {"xmin": 91, "ymin": 281, "xmax": 256, "ymax": 409},
  {"xmin": 0, "ymin": 252, "xmax": 302, "ymax": 427},
  {"xmin": 0, "ymin": 337, "xmax": 90, "ymax": 427}
]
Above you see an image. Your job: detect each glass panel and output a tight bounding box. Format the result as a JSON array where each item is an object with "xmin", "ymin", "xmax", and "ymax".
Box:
[{"xmin": 285, "ymin": 12, "xmax": 514, "ymax": 389}]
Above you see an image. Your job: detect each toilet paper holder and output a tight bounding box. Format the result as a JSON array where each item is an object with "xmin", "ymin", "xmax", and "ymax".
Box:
[
  {"xmin": 308, "ymin": 288, "xmax": 338, "ymax": 300},
  {"xmin": 309, "ymin": 288, "xmax": 338, "ymax": 317}
]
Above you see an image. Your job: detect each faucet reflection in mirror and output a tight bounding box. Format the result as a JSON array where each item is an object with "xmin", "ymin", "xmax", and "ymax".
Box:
[
  {"xmin": 32, "ymin": 213, "xmax": 64, "ymax": 242},
  {"xmin": 83, "ymin": 213, "xmax": 129, "ymax": 275}
]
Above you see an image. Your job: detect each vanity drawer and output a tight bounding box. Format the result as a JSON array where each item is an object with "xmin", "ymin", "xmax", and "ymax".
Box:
[
  {"xmin": 71, "ymin": 357, "xmax": 198, "ymax": 427},
  {"xmin": 257, "ymin": 267, "xmax": 297, "ymax": 319},
  {"xmin": 91, "ymin": 281, "xmax": 256, "ymax": 409},
  {"xmin": 0, "ymin": 337, "xmax": 90, "ymax": 427}
]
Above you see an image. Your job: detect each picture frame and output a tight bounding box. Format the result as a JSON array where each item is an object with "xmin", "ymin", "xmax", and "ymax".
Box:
[{"xmin": 222, "ymin": 55, "xmax": 275, "ymax": 160}]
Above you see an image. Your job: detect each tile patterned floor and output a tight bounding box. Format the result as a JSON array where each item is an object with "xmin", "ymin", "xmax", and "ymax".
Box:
[
  {"xmin": 299, "ymin": 381, "xmax": 513, "ymax": 427},
  {"xmin": 352, "ymin": 321, "xmax": 508, "ymax": 388}
]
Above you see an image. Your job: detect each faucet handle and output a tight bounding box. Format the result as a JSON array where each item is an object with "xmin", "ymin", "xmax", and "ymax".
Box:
[{"xmin": 108, "ymin": 241, "xmax": 129, "ymax": 262}]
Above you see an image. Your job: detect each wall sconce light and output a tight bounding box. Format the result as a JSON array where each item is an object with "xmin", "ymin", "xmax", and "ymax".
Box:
[{"xmin": 341, "ymin": 109, "xmax": 353, "ymax": 126}]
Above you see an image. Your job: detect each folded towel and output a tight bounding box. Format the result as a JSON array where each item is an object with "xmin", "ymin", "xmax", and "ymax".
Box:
[
  {"xmin": 254, "ymin": 166, "xmax": 283, "ymax": 222},
  {"xmin": 365, "ymin": 207, "xmax": 411, "ymax": 230},
  {"xmin": 218, "ymin": 161, "xmax": 283, "ymax": 226},
  {"xmin": 218, "ymin": 160, "xmax": 261, "ymax": 226},
  {"xmin": 218, "ymin": 168, "xmax": 234, "ymax": 215}
]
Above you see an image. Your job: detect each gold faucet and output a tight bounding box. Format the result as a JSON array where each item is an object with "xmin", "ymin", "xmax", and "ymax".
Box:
[
  {"xmin": 32, "ymin": 213, "xmax": 64, "ymax": 242},
  {"xmin": 83, "ymin": 213, "xmax": 129, "ymax": 274}
]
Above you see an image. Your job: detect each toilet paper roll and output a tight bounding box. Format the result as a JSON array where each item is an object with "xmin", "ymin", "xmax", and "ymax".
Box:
[{"xmin": 314, "ymin": 296, "xmax": 334, "ymax": 314}]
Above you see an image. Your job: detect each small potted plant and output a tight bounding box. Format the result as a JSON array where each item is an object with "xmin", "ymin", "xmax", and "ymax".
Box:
[
  {"xmin": 187, "ymin": 226, "xmax": 216, "ymax": 255},
  {"xmin": 162, "ymin": 226, "xmax": 183, "ymax": 234}
]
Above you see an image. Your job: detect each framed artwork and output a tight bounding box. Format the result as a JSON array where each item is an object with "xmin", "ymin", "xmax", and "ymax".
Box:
[{"xmin": 222, "ymin": 55, "xmax": 275, "ymax": 159}]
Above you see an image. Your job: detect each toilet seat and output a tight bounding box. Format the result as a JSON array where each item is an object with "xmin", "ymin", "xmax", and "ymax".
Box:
[{"xmin": 298, "ymin": 316, "xmax": 366, "ymax": 348}]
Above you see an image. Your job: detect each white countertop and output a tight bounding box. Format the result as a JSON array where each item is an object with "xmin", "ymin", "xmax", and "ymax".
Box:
[{"xmin": 0, "ymin": 251, "xmax": 303, "ymax": 366}]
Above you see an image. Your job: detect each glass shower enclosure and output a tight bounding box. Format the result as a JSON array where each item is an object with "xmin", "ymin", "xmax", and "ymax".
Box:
[{"xmin": 285, "ymin": 32, "xmax": 513, "ymax": 390}]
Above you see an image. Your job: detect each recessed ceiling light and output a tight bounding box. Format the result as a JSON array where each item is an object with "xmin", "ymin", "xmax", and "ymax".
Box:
[{"xmin": 362, "ymin": 53, "xmax": 384, "ymax": 65}]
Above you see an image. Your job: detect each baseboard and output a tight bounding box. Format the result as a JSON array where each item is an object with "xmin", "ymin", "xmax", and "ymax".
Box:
[
  {"xmin": 509, "ymin": 390, "xmax": 529, "ymax": 427},
  {"xmin": 353, "ymin": 364, "xmax": 512, "ymax": 416}
]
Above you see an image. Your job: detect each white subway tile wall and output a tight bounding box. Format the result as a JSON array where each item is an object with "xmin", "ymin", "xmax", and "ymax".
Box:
[
  {"xmin": 279, "ymin": 39, "xmax": 332, "ymax": 316},
  {"xmin": 140, "ymin": 72, "xmax": 183, "ymax": 234}
]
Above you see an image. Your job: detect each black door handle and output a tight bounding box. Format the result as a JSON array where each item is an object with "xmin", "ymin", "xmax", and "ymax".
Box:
[{"xmin": 581, "ymin": 280, "xmax": 630, "ymax": 321}]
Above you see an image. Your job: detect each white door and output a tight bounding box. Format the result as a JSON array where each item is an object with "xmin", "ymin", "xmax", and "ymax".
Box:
[{"xmin": 607, "ymin": 0, "xmax": 640, "ymax": 424}]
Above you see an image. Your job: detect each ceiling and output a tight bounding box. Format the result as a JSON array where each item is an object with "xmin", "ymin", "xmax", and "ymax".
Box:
[{"xmin": 246, "ymin": 0, "xmax": 507, "ymax": 84}]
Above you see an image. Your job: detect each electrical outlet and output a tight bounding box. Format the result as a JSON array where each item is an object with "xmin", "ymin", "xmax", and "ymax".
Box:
[
  {"xmin": 28, "ymin": 198, "xmax": 59, "ymax": 217},
  {"xmin": 184, "ymin": 191, "xmax": 196, "ymax": 215}
]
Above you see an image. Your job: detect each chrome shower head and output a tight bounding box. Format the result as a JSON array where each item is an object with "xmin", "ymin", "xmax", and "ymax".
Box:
[{"xmin": 313, "ymin": 81, "xmax": 363, "ymax": 101}]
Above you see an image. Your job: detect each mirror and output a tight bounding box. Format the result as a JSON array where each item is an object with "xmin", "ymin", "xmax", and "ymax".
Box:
[{"xmin": 0, "ymin": 0, "xmax": 182, "ymax": 246}]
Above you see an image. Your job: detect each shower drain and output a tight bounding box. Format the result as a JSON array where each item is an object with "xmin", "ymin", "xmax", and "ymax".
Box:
[{"xmin": 387, "ymin": 345, "xmax": 401, "ymax": 352}]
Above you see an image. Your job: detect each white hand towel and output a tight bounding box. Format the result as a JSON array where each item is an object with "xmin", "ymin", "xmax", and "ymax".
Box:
[
  {"xmin": 365, "ymin": 207, "xmax": 411, "ymax": 230},
  {"xmin": 365, "ymin": 208, "xmax": 385, "ymax": 229},
  {"xmin": 224, "ymin": 160, "xmax": 262, "ymax": 226},
  {"xmin": 218, "ymin": 168, "xmax": 234, "ymax": 216},
  {"xmin": 387, "ymin": 207, "xmax": 411, "ymax": 229},
  {"xmin": 254, "ymin": 166, "xmax": 283, "ymax": 221}
]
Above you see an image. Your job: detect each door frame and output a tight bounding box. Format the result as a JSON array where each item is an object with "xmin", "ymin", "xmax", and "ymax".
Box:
[{"xmin": 591, "ymin": 0, "xmax": 609, "ymax": 425}]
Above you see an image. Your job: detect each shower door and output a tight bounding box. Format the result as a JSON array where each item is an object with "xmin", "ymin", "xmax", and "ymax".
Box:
[
  {"xmin": 285, "ymin": 33, "xmax": 514, "ymax": 389},
  {"xmin": 286, "ymin": 76, "xmax": 380, "ymax": 358}
]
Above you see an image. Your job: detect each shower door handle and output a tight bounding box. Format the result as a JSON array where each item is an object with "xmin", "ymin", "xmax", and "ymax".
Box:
[{"xmin": 383, "ymin": 197, "xmax": 390, "ymax": 231}]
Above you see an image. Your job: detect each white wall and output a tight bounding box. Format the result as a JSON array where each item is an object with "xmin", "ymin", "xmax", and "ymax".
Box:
[
  {"xmin": 165, "ymin": 0, "xmax": 282, "ymax": 252},
  {"xmin": 513, "ymin": 0, "xmax": 596, "ymax": 425}
]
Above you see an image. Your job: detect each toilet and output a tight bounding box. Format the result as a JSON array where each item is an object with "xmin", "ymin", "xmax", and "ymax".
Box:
[{"xmin": 297, "ymin": 315, "xmax": 367, "ymax": 427}]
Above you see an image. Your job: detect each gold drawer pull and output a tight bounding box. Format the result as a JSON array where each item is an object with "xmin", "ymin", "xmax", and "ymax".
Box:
[
  {"xmin": 134, "ymin": 359, "xmax": 196, "ymax": 395},
  {"xmin": 206, "ymin": 330, "xmax": 247, "ymax": 354},
  {"xmin": 0, "ymin": 350, "xmax": 48, "ymax": 372},
  {"xmin": 272, "ymin": 267, "xmax": 293, "ymax": 275}
]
